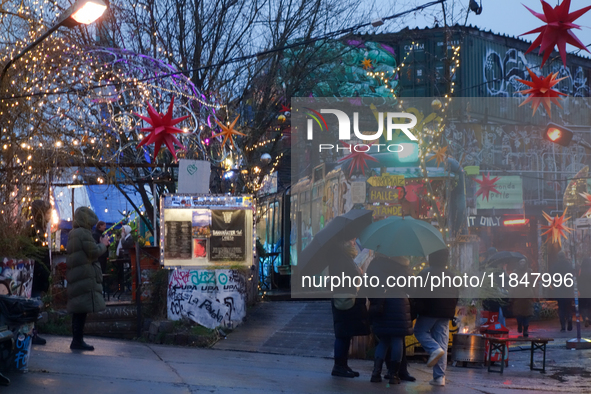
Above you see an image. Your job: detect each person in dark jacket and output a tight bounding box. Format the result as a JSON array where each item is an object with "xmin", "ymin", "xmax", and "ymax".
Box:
[
  {"xmin": 92, "ymin": 221, "xmax": 110, "ymax": 274},
  {"xmin": 330, "ymin": 240, "xmax": 370, "ymax": 378},
  {"xmin": 367, "ymin": 254, "xmax": 413, "ymax": 385},
  {"xmin": 29, "ymin": 200, "xmax": 52, "ymax": 299},
  {"xmin": 414, "ymin": 249, "xmax": 458, "ymax": 387},
  {"xmin": 551, "ymin": 251, "xmax": 574, "ymax": 332},
  {"xmin": 578, "ymin": 257, "xmax": 591, "ymax": 327},
  {"xmin": 510, "ymin": 259, "xmax": 535, "ymax": 337},
  {"xmin": 28, "ymin": 200, "xmax": 52, "ymax": 346},
  {"xmin": 66, "ymin": 207, "xmax": 110, "ymax": 351}
]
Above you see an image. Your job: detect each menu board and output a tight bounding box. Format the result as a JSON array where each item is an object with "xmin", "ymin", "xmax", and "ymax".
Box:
[
  {"xmin": 161, "ymin": 194, "xmax": 254, "ymax": 267},
  {"xmin": 164, "ymin": 221, "xmax": 192, "ymax": 259},
  {"xmin": 210, "ymin": 210, "xmax": 246, "ymax": 261}
]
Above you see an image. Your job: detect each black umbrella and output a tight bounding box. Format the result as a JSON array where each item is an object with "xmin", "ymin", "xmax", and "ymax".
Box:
[
  {"xmin": 485, "ymin": 251, "xmax": 526, "ymax": 267},
  {"xmin": 296, "ymin": 209, "xmax": 373, "ymax": 276}
]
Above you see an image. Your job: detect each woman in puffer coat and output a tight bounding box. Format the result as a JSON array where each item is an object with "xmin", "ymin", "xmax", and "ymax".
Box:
[
  {"xmin": 367, "ymin": 254, "xmax": 413, "ymax": 384},
  {"xmin": 66, "ymin": 207, "xmax": 109, "ymax": 351}
]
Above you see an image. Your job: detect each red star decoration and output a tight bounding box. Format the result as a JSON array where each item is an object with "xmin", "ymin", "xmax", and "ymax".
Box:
[
  {"xmin": 279, "ymin": 104, "xmax": 290, "ymax": 112},
  {"xmin": 579, "ymin": 192, "xmax": 591, "ymax": 217},
  {"xmin": 135, "ymin": 96, "xmax": 189, "ymax": 162},
  {"xmin": 474, "ymin": 173, "xmax": 501, "ymax": 201},
  {"xmin": 338, "ymin": 141, "xmax": 378, "ymax": 177},
  {"xmin": 517, "ymin": 67, "xmax": 567, "ymax": 117},
  {"xmin": 521, "ymin": 0, "xmax": 591, "ymax": 66},
  {"xmin": 542, "ymin": 209, "xmax": 572, "ymax": 247}
]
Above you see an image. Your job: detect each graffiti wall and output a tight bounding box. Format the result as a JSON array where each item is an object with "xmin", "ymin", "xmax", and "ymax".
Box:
[
  {"xmin": 483, "ymin": 47, "xmax": 590, "ymax": 98},
  {"xmin": 167, "ymin": 269, "xmax": 247, "ymax": 329},
  {"xmin": 444, "ymin": 120, "xmax": 591, "ymax": 204},
  {"xmin": 0, "ymin": 258, "xmax": 34, "ymax": 298}
]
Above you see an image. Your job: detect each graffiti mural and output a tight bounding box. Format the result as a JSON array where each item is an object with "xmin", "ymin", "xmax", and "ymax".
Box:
[
  {"xmin": 483, "ymin": 48, "xmax": 590, "ymax": 100},
  {"xmin": 12, "ymin": 323, "xmax": 33, "ymax": 372},
  {"xmin": 167, "ymin": 269, "xmax": 246, "ymax": 328},
  {"xmin": 0, "ymin": 258, "xmax": 34, "ymax": 298},
  {"xmin": 444, "ymin": 121, "xmax": 591, "ymax": 204}
]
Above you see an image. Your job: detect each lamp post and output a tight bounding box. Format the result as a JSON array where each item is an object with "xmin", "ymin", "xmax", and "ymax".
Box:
[
  {"xmin": 0, "ymin": 0, "xmax": 108, "ymax": 83},
  {"xmin": 543, "ymin": 122, "xmax": 591, "ymax": 349}
]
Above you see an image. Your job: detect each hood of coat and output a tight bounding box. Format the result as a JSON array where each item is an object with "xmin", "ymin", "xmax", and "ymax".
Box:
[{"xmin": 73, "ymin": 207, "xmax": 99, "ymax": 230}]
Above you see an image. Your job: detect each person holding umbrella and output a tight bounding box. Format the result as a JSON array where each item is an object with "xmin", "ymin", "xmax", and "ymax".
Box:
[
  {"xmin": 293, "ymin": 209, "xmax": 374, "ymax": 378},
  {"xmin": 358, "ymin": 215, "xmax": 448, "ymax": 384},
  {"xmin": 366, "ymin": 254, "xmax": 413, "ymax": 384},
  {"xmin": 329, "ymin": 239, "xmax": 371, "ymax": 378},
  {"xmin": 414, "ymin": 249, "xmax": 458, "ymax": 387}
]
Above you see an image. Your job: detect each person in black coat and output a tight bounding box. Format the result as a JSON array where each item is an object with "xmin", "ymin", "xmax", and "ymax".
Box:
[
  {"xmin": 330, "ymin": 240, "xmax": 370, "ymax": 379},
  {"xmin": 367, "ymin": 254, "xmax": 413, "ymax": 385},
  {"xmin": 28, "ymin": 200, "xmax": 52, "ymax": 346},
  {"xmin": 92, "ymin": 221, "xmax": 110, "ymax": 274},
  {"xmin": 551, "ymin": 251, "xmax": 574, "ymax": 332},
  {"xmin": 578, "ymin": 257, "xmax": 591, "ymax": 327},
  {"xmin": 414, "ymin": 249, "xmax": 458, "ymax": 387}
]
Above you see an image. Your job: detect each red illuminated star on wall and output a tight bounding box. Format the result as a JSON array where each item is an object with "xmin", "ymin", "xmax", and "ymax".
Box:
[
  {"xmin": 579, "ymin": 192, "xmax": 591, "ymax": 217},
  {"xmin": 338, "ymin": 141, "xmax": 378, "ymax": 177},
  {"xmin": 521, "ymin": 0, "xmax": 591, "ymax": 66},
  {"xmin": 517, "ymin": 67, "xmax": 567, "ymax": 118},
  {"xmin": 135, "ymin": 96, "xmax": 189, "ymax": 162},
  {"xmin": 542, "ymin": 209, "xmax": 572, "ymax": 247},
  {"xmin": 474, "ymin": 173, "xmax": 501, "ymax": 201}
]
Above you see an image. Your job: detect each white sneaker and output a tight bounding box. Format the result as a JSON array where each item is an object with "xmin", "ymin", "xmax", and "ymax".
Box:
[
  {"xmin": 429, "ymin": 376, "xmax": 445, "ymax": 386},
  {"xmin": 426, "ymin": 348, "xmax": 445, "ymax": 367}
]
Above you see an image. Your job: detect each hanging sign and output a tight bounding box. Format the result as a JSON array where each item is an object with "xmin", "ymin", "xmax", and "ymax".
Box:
[
  {"xmin": 476, "ymin": 176, "xmax": 523, "ymax": 210},
  {"xmin": 369, "ymin": 187, "xmax": 404, "ymax": 204},
  {"xmin": 367, "ymin": 174, "xmax": 405, "ymax": 187},
  {"xmin": 178, "ymin": 159, "xmax": 211, "ymax": 194},
  {"xmin": 366, "ymin": 204, "xmax": 403, "ymax": 218},
  {"xmin": 467, "ymin": 216, "xmax": 503, "ymax": 227}
]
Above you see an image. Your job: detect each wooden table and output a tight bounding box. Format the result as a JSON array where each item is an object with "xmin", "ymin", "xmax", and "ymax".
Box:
[{"xmin": 487, "ymin": 337, "xmax": 554, "ymax": 374}]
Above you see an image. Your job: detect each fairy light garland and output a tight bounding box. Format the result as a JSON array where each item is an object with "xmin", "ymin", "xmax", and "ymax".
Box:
[{"xmin": 366, "ymin": 42, "xmax": 415, "ymax": 98}]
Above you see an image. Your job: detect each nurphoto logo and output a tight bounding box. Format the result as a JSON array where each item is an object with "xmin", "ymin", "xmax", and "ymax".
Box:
[{"xmin": 304, "ymin": 107, "xmax": 418, "ymax": 153}]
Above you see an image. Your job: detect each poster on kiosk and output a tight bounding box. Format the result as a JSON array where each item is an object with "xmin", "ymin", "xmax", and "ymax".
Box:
[{"xmin": 161, "ymin": 194, "xmax": 255, "ymax": 329}]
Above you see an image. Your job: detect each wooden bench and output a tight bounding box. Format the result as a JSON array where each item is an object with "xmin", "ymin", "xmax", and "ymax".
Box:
[{"xmin": 487, "ymin": 337, "xmax": 554, "ymax": 374}]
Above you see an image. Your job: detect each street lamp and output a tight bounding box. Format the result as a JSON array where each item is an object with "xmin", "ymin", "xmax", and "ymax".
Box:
[
  {"xmin": 0, "ymin": 0, "xmax": 108, "ymax": 83},
  {"xmin": 543, "ymin": 122, "xmax": 591, "ymax": 150}
]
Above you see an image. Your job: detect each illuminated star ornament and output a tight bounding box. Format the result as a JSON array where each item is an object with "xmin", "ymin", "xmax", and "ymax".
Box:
[
  {"xmin": 474, "ymin": 173, "xmax": 501, "ymax": 201},
  {"xmin": 428, "ymin": 146, "xmax": 448, "ymax": 168},
  {"xmin": 517, "ymin": 67, "xmax": 567, "ymax": 117},
  {"xmin": 521, "ymin": 0, "xmax": 591, "ymax": 66},
  {"xmin": 361, "ymin": 58, "xmax": 373, "ymax": 70},
  {"xmin": 213, "ymin": 115, "xmax": 246, "ymax": 150},
  {"xmin": 542, "ymin": 209, "xmax": 572, "ymax": 247},
  {"xmin": 338, "ymin": 141, "xmax": 378, "ymax": 177},
  {"xmin": 579, "ymin": 192, "xmax": 591, "ymax": 217},
  {"xmin": 135, "ymin": 96, "xmax": 189, "ymax": 162}
]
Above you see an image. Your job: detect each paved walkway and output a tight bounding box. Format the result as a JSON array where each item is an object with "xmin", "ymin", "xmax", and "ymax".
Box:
[
  {"xmin": 214, "ymin": 301, "xmax": 334, "ymax": 357},
  {"xmin": 1, "ymin": 334, "xmax": 574, "ymax": 394},
  {"xmin": 4, "ymin": 302, "xmax": 591, "ymax": 392}
]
